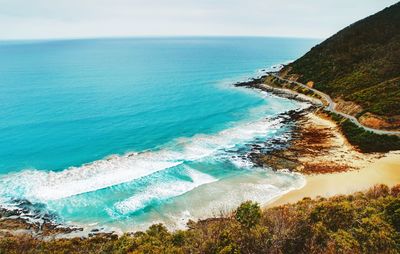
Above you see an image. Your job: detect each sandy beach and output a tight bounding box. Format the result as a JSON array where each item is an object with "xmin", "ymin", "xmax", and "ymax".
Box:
[
  {"xmin": 236, "ymin": 77, "xmax": 400, "ymax": 210},
  {"xmin": 268, "ymin": 151, "xmax": 400, "ymax": 207},
  {"xmin": 255, "ymin": 110, "xmax": 400, "ymax": 208}
]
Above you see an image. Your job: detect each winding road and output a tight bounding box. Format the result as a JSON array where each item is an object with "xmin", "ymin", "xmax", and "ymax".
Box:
[{"xmin": 269, "ymin": 73, "xmax": 400, "ymax": 136}]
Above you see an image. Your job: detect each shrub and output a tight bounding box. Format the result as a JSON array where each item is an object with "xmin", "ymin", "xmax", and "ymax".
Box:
[
  {"xmin": 384, "ymin": 198, "xmax": 400, "ymax": 231},
  {"xmin": 2, "ymin": 185, "xmax": 400, "ymax": 253},
  {"xmin": 325, "ymin": 111, "xmax": 400, "ymax": 153},
  {"xmin": 235, "ymin": 201, "xmax": 261, "ymax": 229}
]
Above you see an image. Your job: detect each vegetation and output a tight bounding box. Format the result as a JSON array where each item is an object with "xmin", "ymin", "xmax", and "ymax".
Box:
[
  {"xmin": 286, "ymin": 2, "xmax": 400, "ymax": 117},
  {"xmin": 1, "ymin": 184, "xmax": 400, "ymax": 253},
  {"xmin": 349, "ymin": 78, "xmax": 400, "ymax": 116},
  {"xmin": 264, "ymin": 75, "xmax": 400, "ymax": 152},
  {"xmin": 324, "ymin": 111, "xmax": 400, "ymax": 153},
  {"xmin": 263, "ymin": 75, "xmax": 325, "ymax": 102}
]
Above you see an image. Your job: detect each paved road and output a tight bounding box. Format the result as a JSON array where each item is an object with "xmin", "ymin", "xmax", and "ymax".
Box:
[{"xmin": 269, "ymin": 73, "xmax": 400, "ymax": 136}]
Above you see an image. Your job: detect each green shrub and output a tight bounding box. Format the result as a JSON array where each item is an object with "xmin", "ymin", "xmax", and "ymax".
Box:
[
  {"xmin": 325, "ymin": 111, "xmax": 400, "ymax": 152},
  {"xmin": 385, "ymin": 198, "xmax": 400, "ymax": 231},
  {"xmin": 235, "ymin": 201, "xmax": 261, "ymax": 229}
]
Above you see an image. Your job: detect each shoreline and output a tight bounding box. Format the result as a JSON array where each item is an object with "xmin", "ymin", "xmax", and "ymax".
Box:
[
  {"xmin": 234, "ymin": 73, "xmax": 400, "ymax": 207},
  {"xmin": 237, "ymin": 80, "xmax": 380, "ymax": 175},
  {"xmin": 268, "ymin": 151, "xmax": 400, "ymax": 207},
  {"xmin": 0, "ymin": 72, "xmax": 318, "ymax": 238},
  {"xmin": 1, "ymin": 69, "xmax": 399, "ymax": 239},
  {"xmin": 0, "ymin": 83, "xmax": 315, "ymax": 238},
  {"xmin": 234, "ymin": 73, "xmax": 323, "ymax": 107}
]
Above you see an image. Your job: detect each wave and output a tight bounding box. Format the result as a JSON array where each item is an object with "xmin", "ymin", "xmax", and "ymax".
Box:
[
  {"xmin": 113, "ymin": 166, "xmax": 217, "ymax": 215},
  {"xmin": 0, "ymin": 155, "xmax": 182, "ymax": 201},
  {"xmin": 0, "ymin": 100, "xmax": 309, "ymax": 232},
  {"xmin": 0, "ymin": 102, "xmax": 303, "ymax": 203},
  {"xmin": 108, "ymin": 168, "xmax": 306, "ymax": 232}
]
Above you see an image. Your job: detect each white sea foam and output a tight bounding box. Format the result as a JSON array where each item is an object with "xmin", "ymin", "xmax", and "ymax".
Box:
[
  {"xmin": 0, "ymin": 154, "xmax": 182, "ymax": 201},
  {"xmin": 110, "ymin": 169, "xmax": 307, "ymax": 232},
  {"xmin": 114, "ymin": 167, "xmax": 217, "ymax": 214},
  {"xmin": 0, "ymin": 102, "xmax": 306, "ymax": 204}
]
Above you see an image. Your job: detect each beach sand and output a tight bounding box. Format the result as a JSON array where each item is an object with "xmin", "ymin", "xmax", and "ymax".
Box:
[
  {"xmin": 268, "ymin": 151, "xmax": 400, "ymax": 207},
  {"xmin": 236, "ymin": 74, "xmax": 400, "ymax": 210}
]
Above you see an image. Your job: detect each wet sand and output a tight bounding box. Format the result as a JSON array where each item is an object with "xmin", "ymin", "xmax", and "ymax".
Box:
[{"xmin": 268, "ymin": 152, "xmax": 400, "ymax": 207}]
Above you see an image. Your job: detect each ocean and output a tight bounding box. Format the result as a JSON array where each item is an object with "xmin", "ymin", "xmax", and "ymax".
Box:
[{"xmin": 0, "ymin": 37, "xmax": 319, "ymax": 232}]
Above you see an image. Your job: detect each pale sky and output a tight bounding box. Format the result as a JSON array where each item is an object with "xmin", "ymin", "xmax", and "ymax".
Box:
[{"xmin": 0, "ymin": 0, "xmax": 398, "ymax": 40}]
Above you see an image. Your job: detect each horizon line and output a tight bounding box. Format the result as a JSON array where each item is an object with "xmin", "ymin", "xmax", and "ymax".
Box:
[{"xmin": 0, "ymin": 34, "xmax": 324, "ymax": 43}]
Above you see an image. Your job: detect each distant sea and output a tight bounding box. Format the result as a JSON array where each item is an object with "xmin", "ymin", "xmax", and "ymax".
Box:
[{"xmin": 0, "ymin": 37, "xmax": 319, "ymax": 231}]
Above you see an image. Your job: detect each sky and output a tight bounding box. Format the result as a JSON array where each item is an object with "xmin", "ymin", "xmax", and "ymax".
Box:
[{"xmin": 0, "ymin": 0, "xmax": 398, "ymax": 40}]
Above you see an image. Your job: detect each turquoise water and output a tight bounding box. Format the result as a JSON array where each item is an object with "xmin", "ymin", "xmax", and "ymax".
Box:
[{"xmin": 0, "ymin": 37, "xmax": 318, "ymax": 231}]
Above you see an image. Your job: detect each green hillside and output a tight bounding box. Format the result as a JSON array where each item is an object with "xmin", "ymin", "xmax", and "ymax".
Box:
[{"xmin": 286, "ymin": 2, "xmax": 400, "ymax": 117}]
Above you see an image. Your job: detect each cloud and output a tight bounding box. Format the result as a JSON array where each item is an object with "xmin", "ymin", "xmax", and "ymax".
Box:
[{"xmin": 0, "ymin": 0, "xmax": 397, "ymax": 40}]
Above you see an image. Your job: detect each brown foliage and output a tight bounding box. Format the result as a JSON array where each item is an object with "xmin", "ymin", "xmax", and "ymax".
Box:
[{"xmin": 1, "ymin": 184, "xmax": 400, "ymax": 253}]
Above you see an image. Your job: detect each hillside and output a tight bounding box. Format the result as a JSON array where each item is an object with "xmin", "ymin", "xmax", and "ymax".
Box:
[{"xmin": 283, "ymin": 2, "xmax": 400, "ymax": 129}]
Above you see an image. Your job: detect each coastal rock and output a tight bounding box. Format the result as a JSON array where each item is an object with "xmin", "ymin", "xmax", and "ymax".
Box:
[
  {"xmin": 250, "ymin": 152, "xmax": 298, "ymax": 171},
  {"xmin": 0, "ymin": 202, "xmax": 84, "ymax": 237}
]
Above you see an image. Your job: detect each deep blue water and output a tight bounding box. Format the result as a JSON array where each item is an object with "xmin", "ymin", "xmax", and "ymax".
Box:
[{"xmin": 0, "ymin": 37, "xmax": 318, "ymax": 231}]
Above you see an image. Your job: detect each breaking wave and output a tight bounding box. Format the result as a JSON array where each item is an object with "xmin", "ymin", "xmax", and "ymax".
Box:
[{"xmin": 0, "ymin": 97, "xmax": 309, "ymax": 230}]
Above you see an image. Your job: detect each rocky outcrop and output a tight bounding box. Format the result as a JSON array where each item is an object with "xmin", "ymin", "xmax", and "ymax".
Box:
[
  {"xmin": 334, "ymin": 98, "xmax": 363, "ymax": 116},
  {"xmin": 0, "ymin": 204, "xmax": 83, "ymax": 237}
]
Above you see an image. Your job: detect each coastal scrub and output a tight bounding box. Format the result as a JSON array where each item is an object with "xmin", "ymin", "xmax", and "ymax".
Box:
[{"xmin": 1, "ymin": 184, "xmax": 400, "ymax": 253}]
